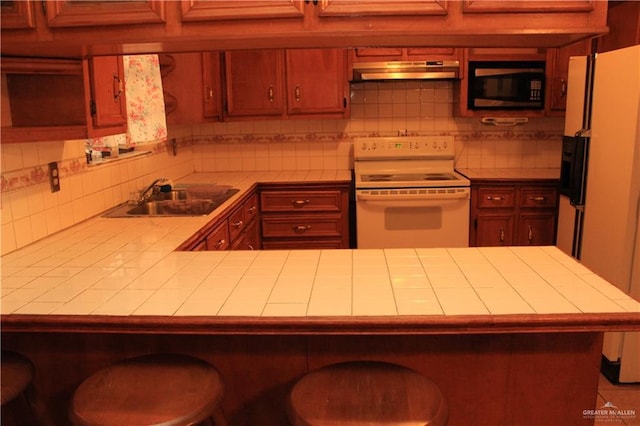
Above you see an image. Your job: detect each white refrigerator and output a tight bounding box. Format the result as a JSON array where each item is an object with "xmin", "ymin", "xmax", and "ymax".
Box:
[{"xmin": 556, "ymin": 45, "xmax": 640, "ymax": 383}]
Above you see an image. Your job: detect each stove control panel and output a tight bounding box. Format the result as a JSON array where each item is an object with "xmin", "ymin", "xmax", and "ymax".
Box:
[{"xmin": 354, "ymin": 136, "xmax": 454, "ymax": 159}]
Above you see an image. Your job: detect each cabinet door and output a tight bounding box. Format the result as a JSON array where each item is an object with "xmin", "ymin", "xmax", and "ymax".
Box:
[
  {"xmin": 85, "ymin": 56, "xmax": 127, "ymax": 137},
  {"xmin": 181, "ymin": 0, "xmax": 304, "ymax": 22},
  {"xmin": 160, "ymin": 52, "xmax": 221, "ymax": 125},
  {"xmin": 517, "ymin": 212, "xmax": 556, "ymax": 245},
  {"xmin": 547, "ymin": 40, "xmax": 591, "ymax": 112},
  {"xmin": 224, "ymin": 50, "xmax": 285, "ymax": 117},
  {"xmin": 1, "ymin": 1, "xmax": 35, "ymax": 29},
  {"xmin": 318, "ymin": 0, "xmax": 448, "ymax": 17},
  {"xmin": 475, "ymin": 214, "xmax": 514, "ymax": 246},
  {"xmin": 285, "ymin": 49, "xmax": 347, "ymax": 116},
  {"xmin": 202, "ymin": 52, "xmax": 222, "ymax": 119},
  {"xmin": 46, "ymin": 0, "xmax": 165, "ymax": 27}
]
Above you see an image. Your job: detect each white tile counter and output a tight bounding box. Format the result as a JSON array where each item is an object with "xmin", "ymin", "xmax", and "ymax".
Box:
[
  {"xmin": 2, "ymin": 170, "xmax": 639, "ymax": 335},
  {"xmin": 456, "ymin": 168, "xmax": 560, "ymax": 180}
]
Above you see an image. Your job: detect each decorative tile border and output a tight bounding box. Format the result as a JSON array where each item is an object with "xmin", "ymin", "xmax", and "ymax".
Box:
[
  {"xmin": 1, "ymin": 129, "xmax": 561, "ymax": 194},
  {"xmin": 0, "ymin": 139, "xmax": 171, "ymax": 194}
]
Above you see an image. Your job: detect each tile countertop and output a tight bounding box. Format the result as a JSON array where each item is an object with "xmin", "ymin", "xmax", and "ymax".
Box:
[
  {"xmin": 2, "ymin": 171, "xmax": 640, "ymax": 335},
  {"xmin": 456, "ymin": 168, "xmax": 560, "ymax": 180}
]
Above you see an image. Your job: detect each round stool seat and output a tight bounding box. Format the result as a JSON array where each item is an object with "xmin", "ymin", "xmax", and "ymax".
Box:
[
  {"xmin": 288, "ymin": 361, "xmax": 448, "ymax": 426},
  {"xmin": 70, "ymin": 353, "xmax": 224, "ymax": 426},
  {"xmin": 1, "ymin": 351, "xmax": 35, "ymax": 406}
]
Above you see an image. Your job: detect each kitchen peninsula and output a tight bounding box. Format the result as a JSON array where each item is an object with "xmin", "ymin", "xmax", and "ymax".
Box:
[{"xmin": 2, "ymin": 173, "xmax": 639, "ymax": 426}]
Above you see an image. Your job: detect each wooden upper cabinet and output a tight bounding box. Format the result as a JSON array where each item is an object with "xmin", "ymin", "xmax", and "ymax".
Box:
[
  {"xmin": 596, "ymin": 1, "xmax": 640, "ymax": 53},
  {"xmin": 317, "ymin": 0, "xmax": 448, "ymax": 17},
  {"xmin": 45, "ymin": 0, "xmax": 166, "ymax": 27},
  {"xmin": 353, "ymin": 47, "xmax": 460, "ymax": 64},
  {"xmin": 1, "ymin": 1, "xmax": 35, "ymax": 29},
  {"xmin": 181, "ymin": 0, "xmax": 305, "ymax": 21},
  {"xmin": 224, "ymin": 50, "xmax": 285, "ymax": 118},
  {"xmin": 84, "ymin": 56, "xmax": 127, "ymax": 137},
  {"xmin": 160, "ymin": 52, "xmax": 222, "ymax": 125},
  {"xmin": 285, "ymin": 49, "xmax": 347, "ymax": 116},
  {"xmin": 546, "ymin": 40, "xmax": 591, "ymax": 113}
]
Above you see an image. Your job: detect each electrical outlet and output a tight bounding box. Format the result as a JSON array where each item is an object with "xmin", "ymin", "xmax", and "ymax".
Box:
[{"xmin": 48, "ymin": 162, "xmax": 60, "ymax": 193}]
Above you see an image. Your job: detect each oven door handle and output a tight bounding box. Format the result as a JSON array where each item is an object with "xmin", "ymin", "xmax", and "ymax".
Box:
[{"xmin": 356, "ymin": 191, "xmax": 469, "ymax": 201}]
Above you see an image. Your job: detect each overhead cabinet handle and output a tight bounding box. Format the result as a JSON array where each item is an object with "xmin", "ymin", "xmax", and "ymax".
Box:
[{"xmin": 113, "ymin": 74, "xmax": 123, "ymax": 101}]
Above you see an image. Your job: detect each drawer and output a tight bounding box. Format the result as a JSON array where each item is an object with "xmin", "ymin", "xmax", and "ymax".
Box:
[
  {"xmin": 520, "ymin": 187, "xmax": 558, "ymax": 208},
  {"xmin": 205, "ymin": 220, "xmax": 230, "ymax": 251},
  {"xmin": 477, "ymin": 187, "xmax": 516, "ymax": 209},
  {"xmin": 261, "ymin": 214, "xmax": 343, "ymax": 238},
  {"xmin": 260, "ymin": 190, "xmax": 343, "ymax": 212}
]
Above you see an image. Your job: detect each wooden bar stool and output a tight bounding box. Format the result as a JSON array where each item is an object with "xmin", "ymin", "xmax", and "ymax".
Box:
[
  {"xmin": 1, "ymin": 351, "xmax": 50, "ymax": 426},
  {"xmin": 288, "ymin": 361, "xmax": 448, "ymax": 426},
  {"xmin": 69, "ymin": 353, "xmax": 226, "ymax": 426}
]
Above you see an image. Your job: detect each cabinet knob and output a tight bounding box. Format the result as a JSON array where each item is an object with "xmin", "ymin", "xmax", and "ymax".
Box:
[
  {"xmin": 292, "ymin": 199, "xmax": 310, "ymax": 207},
  {"xmin": 295, "ymin": 84, "xmax": 301, "ymax": 102},
  {"xmin": 204, "ymin": 86, "xmax": 214, "ymax": 102},
  {"xmin": 294, "ymin": 225, "xmax": 311, "ymax": 232},
  {"xmin": 487, "ymin": 196, "xmax": 503, "ymax": 201}
]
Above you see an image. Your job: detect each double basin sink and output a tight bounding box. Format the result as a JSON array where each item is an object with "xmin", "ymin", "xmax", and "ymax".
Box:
[{"xmin": 104, "ymin": 184, "xmax": 240, "ymax": 217}]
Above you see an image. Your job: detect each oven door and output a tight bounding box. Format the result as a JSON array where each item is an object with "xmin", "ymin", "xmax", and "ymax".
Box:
[{"xmin": 356, "ymin": 189, "xmax": 470, "ymax": 249}]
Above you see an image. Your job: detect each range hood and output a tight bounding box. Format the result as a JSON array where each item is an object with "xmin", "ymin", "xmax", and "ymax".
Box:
[{"xmin": 352, "ymin": 60, "xmax": 460, "ymax": 82}]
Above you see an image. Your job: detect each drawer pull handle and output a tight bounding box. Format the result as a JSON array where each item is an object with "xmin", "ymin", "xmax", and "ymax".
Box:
[
  {"xmin": 268, "ymin": 86, "xmax": 274, "ymax": 102},
  {"xmin": 294, "ymin": 225, "xmax": 311, "ymax": 232},
  {"xmin": 248, "ymin": 206, "xmax": 257, "ymax": 213},
  {"xmin": 487, "ymin": 196, "xmax": 503, "ymax": 201},
  {"xmin": 528, "ymin": 225, "xmax": 533, "ymax": 242},
  {"xmin": 214, "ymin": 239, "xmax": 225, "ymax": 248},
  {"xmin": 292, "ymin": 199, "xmax": 310, "ymax": 207},
  {"xmin": 500, "ymin": 226, "xmax": 505, "ymax": 243},
  {"xmin": 528, "ymin": 196, "xmax": 546, "ymax": 202},
  {"xmin": 232, "ymin": 220, "xmax": 243, "ymax": 228}
]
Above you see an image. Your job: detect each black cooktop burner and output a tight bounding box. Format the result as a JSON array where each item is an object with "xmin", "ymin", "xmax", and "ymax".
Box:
[{"xmin": 361, "ymin": 173, "xmax": 458, "ymax": 182}]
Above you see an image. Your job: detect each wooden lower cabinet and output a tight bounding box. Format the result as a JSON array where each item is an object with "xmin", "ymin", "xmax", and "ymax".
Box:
[
  {"xmin": 0, "ymin": 330, "xmax": 604, "ymax": 426},
  {"xmin": 176, "ymin": 189, "xmax": 259, "ymax": 251},
  {"xmin": 260, "ymin": 183, "xmax": 350, "ymax": 249},
  {"xmin": 470, "ymin": 181, "xmax": 559, "ymax": 247}
]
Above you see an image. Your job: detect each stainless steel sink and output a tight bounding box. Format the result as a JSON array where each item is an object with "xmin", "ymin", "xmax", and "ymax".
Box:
[{"xmin": 103, "ymin": 186, "xmax": 239, "ymax": 217}]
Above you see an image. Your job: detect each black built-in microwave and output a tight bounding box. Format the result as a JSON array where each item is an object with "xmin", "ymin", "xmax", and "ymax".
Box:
[{"xmin": 467, "ymin": 61, "xmax": 545, "ymax": 110}]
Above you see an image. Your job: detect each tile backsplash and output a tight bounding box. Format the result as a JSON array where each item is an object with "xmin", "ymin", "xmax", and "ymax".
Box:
[{"xmin": 1, "ymin": 81, "xmax": 563, "ymax": 254}]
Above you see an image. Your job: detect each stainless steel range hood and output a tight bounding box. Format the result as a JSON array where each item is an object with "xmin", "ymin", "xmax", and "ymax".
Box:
[{"xmin": 352, "ymin": 60, "xmax": 460, "ymax": 82}]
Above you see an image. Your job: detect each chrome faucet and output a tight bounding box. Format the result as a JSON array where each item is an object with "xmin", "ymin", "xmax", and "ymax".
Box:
[{"xmin": 138, "ymin": 178, "xmax": 167, "ymax": 204}]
